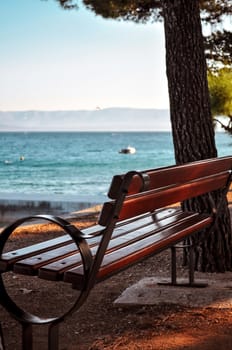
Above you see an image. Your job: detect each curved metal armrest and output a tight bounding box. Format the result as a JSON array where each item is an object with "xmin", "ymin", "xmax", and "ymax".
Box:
[{"xmin": 0, "ymin": 214, "xmax": 94, "ymax": 325}]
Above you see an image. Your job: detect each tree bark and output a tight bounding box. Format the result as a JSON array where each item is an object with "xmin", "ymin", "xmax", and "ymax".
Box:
[{"xmin": 162, "ymin": 0, "xmax": 232, "ymax": 272}]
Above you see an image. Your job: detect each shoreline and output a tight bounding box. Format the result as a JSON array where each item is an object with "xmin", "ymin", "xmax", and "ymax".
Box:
[
  {"xmin": 0, "ymin": 191, "xmax": 106, "ymax": 202},
  {"xmin": 0, "ymin": 189, "xmax": 231, "ymax": 227},
  {"xmin": 0, "ymin": 192, "xmax": 105, "ymax": 226}
]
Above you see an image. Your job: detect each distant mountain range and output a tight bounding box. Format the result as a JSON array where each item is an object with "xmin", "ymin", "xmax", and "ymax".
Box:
[{"xmin": 0, "ymin": 108, "xmax": 171, "ymax": 131}]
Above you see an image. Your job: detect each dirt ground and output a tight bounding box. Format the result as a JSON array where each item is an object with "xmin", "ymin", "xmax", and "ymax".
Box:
[{"xmin": 1, "ymin": 209, "xmax": 232, "ymax": 350}]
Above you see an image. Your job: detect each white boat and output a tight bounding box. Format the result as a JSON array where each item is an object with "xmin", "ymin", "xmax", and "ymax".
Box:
[
  {"xmin": 4, "ymin": 160, "xmax": 13, "ymax": 165},
  {"xmin": 119, "ymin": 146, "xmax": 136, "ymax": 154}
]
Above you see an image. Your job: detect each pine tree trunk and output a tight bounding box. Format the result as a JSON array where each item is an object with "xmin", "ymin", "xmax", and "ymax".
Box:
[{"xmin": 162, "ymin": 0, "xmax": 232, "ymax": 272}]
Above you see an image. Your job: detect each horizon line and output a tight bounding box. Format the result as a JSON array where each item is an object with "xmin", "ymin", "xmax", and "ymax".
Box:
[{"xmin": 0, "ymin": 107, "xmax": 170, "ymax": 113}]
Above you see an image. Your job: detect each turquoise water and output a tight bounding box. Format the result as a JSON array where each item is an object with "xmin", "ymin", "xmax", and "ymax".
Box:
[{"xmin": 0, "ymin": 132, "xmax": 231, "ymax": 200}]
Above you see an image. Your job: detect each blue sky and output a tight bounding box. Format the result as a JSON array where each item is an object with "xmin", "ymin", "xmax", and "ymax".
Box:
[{"xmin": 0, "ymin": 0, "xmax": 169, "ymax": 111}]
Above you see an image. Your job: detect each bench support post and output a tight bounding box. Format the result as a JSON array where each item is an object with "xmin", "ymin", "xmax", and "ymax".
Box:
[
  {"xmin": 0, "ymin": 323, "xmax": 5, "ymax": 350},
  {"xmin": 189, "ymin": 245, "xmax": 195, "ymax": 285},
  {"xmin": 48, "ymin": 322, "xmax": 59, "ymax": 350},
  {"xmin": 20, "ymin": 322, "xmax": 60, "ymax": 350},
  {"xmin": 22, "ymin": 324, "xmax": 33, "ymax": 350},
  {"xmin": 159, "ymin": 244, "xmax": 208, "ymax": 288},
  {"xmin": 171, "ymin": 246, "xmax": 177, "ymax": 285}
]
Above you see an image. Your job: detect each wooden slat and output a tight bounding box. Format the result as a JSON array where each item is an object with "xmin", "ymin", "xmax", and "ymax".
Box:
[
  {"xmin": 39, "ymin": 245, "xmax": 98, "ymax": 281},
  {"xmin": 13, "ymin": 243, "xmax": 78, "ymax": 275},
  {"xmin": 64, "ymin": 213, "xmax": 213, "ymax": 288},
  {"xmin": 100, "ymin": 172, "xmax": 229, "ymax": 226},
  {"xmin": 0, "ymin": 235, "xmax": 71, "ymax": 272},
  {"xmin": 0, "ymin": 224, "xmax": 102, "ymax": 272},
  {"xmin": 0, "ymin": 207, "xmax": 180, "ymax": 275},
  {"xmin": 38, "ymin": 210, "xmax": 191, "ymax": 281},
  {"xmin": 144, "ymin": 157, "xmax": 232, "ymax": 193},
  {"xmin": 97, "ymin": 216, "xmax": 212, "ymax": 281},
  {"xmin": 108, "ymin": 156, "xmax": 232, "ymax": 198},
  {"xmin": 18, "ymin": 209, "xmax": 183, "ymax": 279}
]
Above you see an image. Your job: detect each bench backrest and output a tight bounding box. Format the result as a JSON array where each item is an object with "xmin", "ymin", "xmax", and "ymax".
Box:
[
  {"xmin": 82, "ymin": 156, "xmax": 232, "ymax": 290},
  {"xmin": 99, "ymin": 156, "xmax": 232, "ymax": 226}
]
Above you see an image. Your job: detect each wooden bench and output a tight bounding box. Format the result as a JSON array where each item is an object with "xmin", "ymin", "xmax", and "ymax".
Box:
[{"xmin": 0, "ymin": 156, "xmax": 231, "ymax": 350}]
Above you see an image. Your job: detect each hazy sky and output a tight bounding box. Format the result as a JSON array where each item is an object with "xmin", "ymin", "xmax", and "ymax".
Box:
[{"xmin": 0, "ymin": 0, "xmax": 169, "ymax": 111}]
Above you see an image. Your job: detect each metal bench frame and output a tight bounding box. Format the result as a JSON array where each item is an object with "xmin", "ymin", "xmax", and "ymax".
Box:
[{"xmin": 0, "ymin": 156, "xmax": 231, "ymax": 349}]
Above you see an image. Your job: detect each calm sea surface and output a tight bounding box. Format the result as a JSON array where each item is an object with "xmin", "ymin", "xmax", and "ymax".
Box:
[{"xmin": 0, "ymin": 132, "xmax": 231, "ymax": 201}]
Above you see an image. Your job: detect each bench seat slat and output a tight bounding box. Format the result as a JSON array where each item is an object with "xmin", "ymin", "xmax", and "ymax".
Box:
[
  {"xmin": 0, "ymin": 208, "xmax": 180, "ymax": 273},
  {"xmin": 38, "ymin": 246, "xmax": 98, "ymax": 280},
  {"xmin": 38, "ymin": 211, "xmax": 194, "ymax": 280},
  {"xmin": 0, "ymin": 224, "xmax": 103, "ymax": 272},
  {"xmin": 0, "ymin": 235, "xmax": 72, "ymax": 272},
  {"xmin": 97, "ymin": 215, "xmax": 213, "ymax": 282},
  {"xmin": 12, "ymin": 209, "xmax": 185, "ymax": 278},
  {"xmin": 13, "ymin": 243, "xmax": 78, "ymax": 275},
  {"xmin": 10, "ymin": 216, "xmax": 161, "ymax": 275},
  {"xmin": 3, "ymin": 208, "xmax": 182, "ymax": 276},
  {"xmin": 64, "ymin": 213, "xmax": 213, "ymax": 288}
]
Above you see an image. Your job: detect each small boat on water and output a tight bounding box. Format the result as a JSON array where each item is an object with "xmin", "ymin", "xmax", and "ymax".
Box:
[
  {"xmin": 119, "ymin": 146, "xmax": 136, "ymax": 154},
  {"xmin": 4, "ymin": 160, "xmax": 13, "ymax": 165}
]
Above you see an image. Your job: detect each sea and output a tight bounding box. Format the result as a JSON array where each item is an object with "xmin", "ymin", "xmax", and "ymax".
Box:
[{"xmin": 0, "ymin": 131, "xmax": 231, "ymax": 221}]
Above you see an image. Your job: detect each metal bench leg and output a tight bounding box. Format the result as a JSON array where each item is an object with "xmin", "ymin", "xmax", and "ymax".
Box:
[
  {"xmin": 189, "ymin": 245, "xmax": 195, "ymax": 285},
  {"xmin": 22, "ymin": 323, "xmax": 33, "ymax": 350},
  {"xmin": 0, "ymin": 323, "xmax": 5, "ymax": 350},
  {"xmin": 21, "ymin": 322, "xmax": 60, "ymax": 350},
  {"xmin": 158, "ymin": 246, "xmax": 178, "ymax": 286},
  {"xmin": 48, "ymin": 322, "xmax": 59, "ymax": 350},
  {"xmin": 188, "ymin": 245, "xmax": 208, "ymax": 288},
  {"xmin": 159, "ymin": 245, "xmax": 208, "ymax": 288},
  {"xmin": 171, "ymin": 246, "xmax": 177, "ymax": 285}
]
